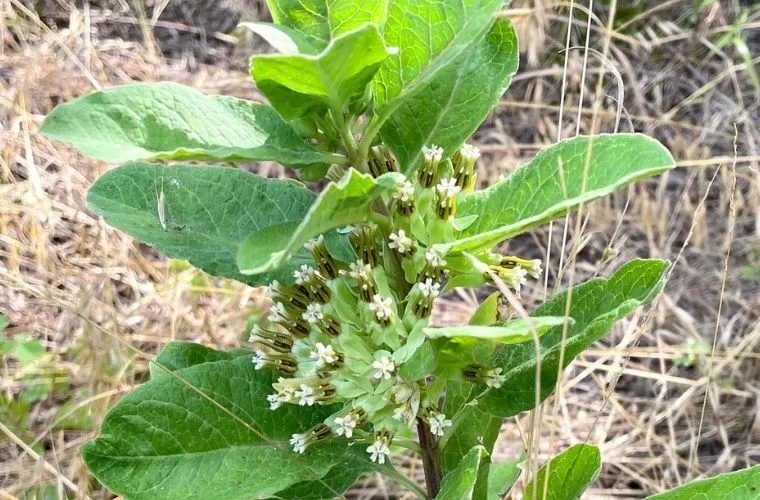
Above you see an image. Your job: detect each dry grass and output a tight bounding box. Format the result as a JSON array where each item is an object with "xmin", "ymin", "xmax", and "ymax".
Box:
[{"xmin": 1, "ymin": 0, "xmax": 759, "ymax": 498}]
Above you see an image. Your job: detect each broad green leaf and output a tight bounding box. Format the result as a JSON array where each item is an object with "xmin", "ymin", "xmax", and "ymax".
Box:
[
  {"xmin": 239, "ymin": 22, "xmax": 317, "ymax": 54},
  {"xmin": 373, "ymin": 0, "xmax": 503, "ymax": 111},
  {"xmin": 478, "ymin": 259, "xmax": 670, "ymax": 417},
  {"xmin": 425, "ymin": 317, "xmax": 568, "ymax": 345},
  {"xmin": 238, "ymin": 169, "xmax": 404, "ymax": 275},
  {"xmin": 87, "ymin": 163, "xmax": 351, "ymax": 287},
  {"xmin": 437, "ymin": 134, "xmax": 675, "ymax": 254},
  {"xmin": 251, "ymin": 25, "xmax": 390, "ymax": 120},
  {"xmin": 647, "ymin": 464, "xmax": 760, "ymax": 499},
  {"xmin": 524, "ymin": 444, "xmax": 601, "ymax": 500},
  {"xmin": 398, "ymin": 342, "xmax": 436, "ymax": 381},
  {"xmin": 469, "ymin": 291, "xmax": 501, "ymax": 327},
  {"xmin": 436, "ymin": 446, "xmax": 488, "ymax": 500},
  {"xmin": 82, "ymin": 355, "xmax": 356, "ymax": 499},
  {"xmin": 41, "ymin": 82, "xmax": 324, "ymax": 166},
  {"xmin": 382, "ymin": 18, "xmax": 519, "ymax": 171},
  {"xmin": 266, "ymin": 0, "xmax": 388, "ymax": 50},
  {"xmin": 149, "ymin": 341, "xmax": 250, "ymax": 378},
  {"xmin": 487, "ymin": 458, "xmax": 523, "ymax": 499}
]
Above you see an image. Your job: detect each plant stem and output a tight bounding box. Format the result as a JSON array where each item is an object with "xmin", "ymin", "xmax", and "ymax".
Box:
[
  {"xmin": 417, "ymin": 418, "xmax": 443, "ymax": 498},
  {"xmin": 380, "ymin": 464, "xmax": 428, "ymax": 500}
]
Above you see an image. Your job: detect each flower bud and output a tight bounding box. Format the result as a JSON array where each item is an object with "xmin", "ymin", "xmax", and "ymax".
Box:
[
  {"xmin": 435, "ymin": 177, "xmax": 462, "ymax": 219},
  {"xmin": 333, "ymin": 407, "xmax": 367, "ymax": 438},
  {"xmin": 463, "ymin": 364, "xmax": 506, "ymax": 388},
  {"xmin": 422, "ymin": 407, "xmax": 452, "ymax": 437},
  {"xmin": 274, "ymin": 377, "xmax": 337, "ymax": 407},
  {"xmin": 368, "ymin": 294, "xmax": 395, "ymax": 327},
  {"xmin": 419, "ymin": 145, "xmax": 443, "ymax": 188},
  {"xmin": 412, "ymin": 278, "xmax": 440, "ymax": 318},
  {"xmin": 302, "ymin": 303, "xmax": 342, "ymax": 337},
  {"xmin": 392, "ymin": 181, "xmax": 416, "ymax": 216},
  {"xmin": 253, "ymin": 349, "xmax": 298, "ymax": 376},
  {"xmin": 349, "ymin": 224, "xmax": 381, "ymax": 268},
  {"xmin": 347, "ymin": 260, "xmax": 379, "ymax": 302},
  {"xmin": 421, "ymin": 248, "xmax": 447, "ymax": 282},
  {"xmin": 388, "ymin": 229, "xmax": 416, "ymax": 257},
  {"xmin": 452, "ymin": 143, "xmax": 480, "ymax": 191},
  {"xmin": 304, "ymin": 235, "xmax": 339, "ymax": 279},
  {"xmin": 268, "ymin": 280, "xmax": 311, "ymax": 312},
  {"xmin": 366, "ymin": 430, "xmax": 393, "ymax": 464},
  {"xmin": 268, "ymin": 301, "xmax": 312, "ymax": 338},
  {"xmin": 293, "ymin": 264, "xmax": 332, "ymax": 303},
  {"xmin": 486, "ymin": 264, "xmax": 528, "ymax": 293},
  {"xmin": 290, "ymin": 423, "xmax": 332, "ymax": 454},
  {"xmin": 499, "ymin": 256, "xmax": 543, "ymax": 279},
  {"xmin": 248, "ymin": 325, "xmax": 294, "ymax": 353},
  {"xmin": 367, "ymin": 144, "xmax": 399, "ymax": 178}
]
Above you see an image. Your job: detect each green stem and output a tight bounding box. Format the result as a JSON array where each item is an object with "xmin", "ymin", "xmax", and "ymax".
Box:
[
  {"xmin": 380, "ymin": 464, "xmax": 428, "ymax": 499},
  {"xmin": 357, "ymin": 105, "xmax": 394, "ymax": 166}
]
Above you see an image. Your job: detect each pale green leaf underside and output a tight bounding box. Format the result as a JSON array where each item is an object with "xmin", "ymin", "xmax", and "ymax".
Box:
[
  {"xmin": 251, "ymin": 24, "xmax": 389, "ymax": 120},
  {"xmin": 373, "ymin": 0, "xmax": 503, "ymax": 112},
  {"xmin": 425, "ymin": 317, "xmax": 568, "ymax": 345},
  {"xmin": 487, "ymin": 459, "xmax": 523, "ymax": 499},
  {"xmin": 437, "ymin": 134, "xmax": 675, "ymax": 254},
  {"xmin": 266, "ymin": 0, "xmax": 388, "ymax": 50},
  {"xmin": 87, "ymin": 163, "xmax": 350, "ymax": 287},
  {"xmin": 238, "ymin": 169, "xmax": 404, "ymax": 275},
  {"xmin": 647, "ymin": 464, "xmax": 760, "ymax": 499},
  {"xmin": 478, "ymin": 258, "xmax": 670, "ymax": 417},
  {"xmin": 436, "ymin": 446, "xmax": 488, "ymax": 500},
  {"xmin": 239, "ymin": 22, "xmax": 318, "ymax": 54},
  {"xmin": 82, "ymin": 350, "xmax": 354, "ymax": 499},
  {"xmin": 41, "ymin": 82, "xmax": 323, "ymax": 166},
  {"xmin": 382, "ymin": 17, "xmax": 519, "ymax": 171},
  {"xmin": 524, "ymin": 444, "xmax": 601, "ymax": 500}
]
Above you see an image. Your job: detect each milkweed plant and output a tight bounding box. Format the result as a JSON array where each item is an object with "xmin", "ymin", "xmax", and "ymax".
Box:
[{"xmin": 42, "ymin": 0, "xmax": 757, "ymax": 498}]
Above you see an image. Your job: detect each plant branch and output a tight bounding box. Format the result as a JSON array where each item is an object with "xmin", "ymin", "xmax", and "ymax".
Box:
[
  {"xmin": 417, "ymin": 418, "xmax": 443, "ymax": 498},
  {"xmin": 379, "ymin": 464, "xmax": 428, "ymax": 499}
]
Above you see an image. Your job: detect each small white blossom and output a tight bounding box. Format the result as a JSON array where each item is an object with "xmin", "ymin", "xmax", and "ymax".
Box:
[
  {"xmin": 393, "ymin": 405, "xmax": 408, "ymax": 422},
  {"xmin": 348, "ymin": 260, "xmax": 372, "ymax": 280},
  {"xmin": 267, "ymin": 393, "xmax": 281, "ymax": 410},
  {"xmin": 485, "ymin": 368, "xmax": 506, "ymax": 388},
  {"xmin": 334, "ymin": 414, "xmax": 358, "ymax": 438},
  {"xmin": 293, "ymin": 264, "xmax": 317, "ymax": 285},
  {"xmin": 372, "ymin": 356, "xmax": 395, "ymax": 380},
  {"xmin": 435, "ymin": 177, "xmax": 461, "ymax": 205},
  {"xmin": 392, "ymin": 181, "xmax": 415, "ymax": 203},
  {"xmin": 267, "ymin": 302, "xmax": 289, "ymax": 322},
  {"xmin": 368, "ymin": 294, "xmax": 394, "ymax": 323},
  {"xmin": 418, "ymin": 278, "xmax": 441, "ymax": 299},
  {"xmin": 366, "ymin": 437, "xmax": 391, "ymax": 464},
  {"xmin": 290, "ymin": 434, "xmax": 307, "ymax": 454},
  {"xmin": 425, "ymin": 248, "xmax": 447, "ymax": 268},
  {"xmin": 253, "ymin": 351, "xmax": 267, "ymax": 370},
  {"xmin": 508, "ymin": 265, "xmax": 528, "ymax": 293},
  {"xmin": 526, "ymin": 259, "xmax": 543, "ymax": 279},
  {"xmin": 458, "ymin": 143, "xmax": 481, "ymax": 163},
  {"xmin": 310, "ymin": 342, "xmax": 338, "ymax": 368},
  {"xmin": 304, "ymin": 234, "xmax": 324, "ymax": 252},
  {"xmin": 295, "ymin": 384, "xmax": 316, "ymax": 406},
  {"xmin": 302, "ymin": 303, "xmax": 324, "ymax": 324},
  {"xmin": 428, "ymin": 411, "xmax": 452, "ymax": 437},
  {"xmin": 388, "ymin": 230, "xmax": 414, "ymax": 254},
  {"xmin": 422, "ymin": 144, "xmax": 444, "ymax": 163}
]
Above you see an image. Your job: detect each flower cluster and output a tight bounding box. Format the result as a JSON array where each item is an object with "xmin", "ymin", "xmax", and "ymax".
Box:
[{"xmin": 249, "ymin": 144, "xmax": 543, "ymax": 463}]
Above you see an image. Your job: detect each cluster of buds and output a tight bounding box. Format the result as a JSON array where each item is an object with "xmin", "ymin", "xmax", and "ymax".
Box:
[{"xmin": 251, "ymin": 143, "xmax": 542, "ymax": 464}]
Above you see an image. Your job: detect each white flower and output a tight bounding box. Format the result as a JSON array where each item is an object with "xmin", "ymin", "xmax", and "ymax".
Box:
[
  {"xmin": 388, "ymin": 230, "xmax": 414, "ymax": 254},
  {"xmin": 458, "ymin": 143, "xmax": 481, "ymax": 163},
  {"xmin": 368, "ymin": 294, "xmax": 394, "ymax": 322},
  {"xmin": 422, "ymin": 144, "xmax": 444, "ymax": 163},
  {"xmin": 418, "ymin": 278, "xmax": 441, "ymax": 299},
  {"xmin": 372, "ymin": 356, "xmax": 395, "ymax": 380},
  {"xmin": 485, "ymin": 368, "xmax": 506, "ymax": 388},
  {"xmin": 428, "ymin": 411, "xmax": 452, "ymax": 437},
  {"xmin": 392, "ymin": 181, "xmax": 415, "ymax": 203},
  {"xmin": 310, "ymin": 342, "xmax": 338, "ymax": 368},
  {"xmin": 290, "ymin": 434, "xmax": 307, "ymax": 454},
  {"xmin": 366, "ymin": 437, "xmax": 391, "ymax": 464},
  {"xmin": 508, "ymin": 265, "xmax": 528, "ymax": 293},
  {"xmin": 348, "ymin": 260, "xmax": 372, "ymax": 280},
  {"xmin": 304, "ymin": 234, "xmax": 324, "ymax": 252},
  {"xmin": 267, "ymin": 393, "xmax": 281, "ymax": 410},
  {"xmin": 526, "ymin": 259, "xmax": 543, "ymax": 279},
  {"xmin": 435, "ymin": 177, "xmax": 461, "ymax": 204},
  {"xmin": 267, "ymin": 302, "xmax": 288, "ymax": 322},
  {"xmin": 334, "ymin": 414, "xmax": 358, "ymax": 438},
  {"xmin": 293, "ymin": 264, "xmax": 317, "ymax": 285},
  {"xmin": 295, "ymin": 384, "xmax": 316, "ymax": 406},
  {"xmin": 392, "ymin": 405, "xmax": 408, "ymax": 422},
  {"xmin": 302, "ymin": 303, "xmax": 324, "ymax": 324},
  {"xmin": 253, "ymin": 351, "xmax": 267, "ymax": 370},
  {"xmin": 425, "ymin": 248, "xmax": 447, "ymax": 268}
]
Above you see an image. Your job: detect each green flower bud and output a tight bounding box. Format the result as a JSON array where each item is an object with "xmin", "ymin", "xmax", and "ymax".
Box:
[
  {"xmin": 390, "ymin": 381, "xmax": 421, "ymax": 426},
  {"xmin": 368, "ymin": 294, "xmax": 395, "ymax": 327},
  {"xmin": 293, "ymin": 264, "xmax": 332, "ymax": 303},
  {"xmin": 421, "ymin": 248, "xmax": 447, "ymax": 282},
  {"xmin": 392, "ymin": 181, "xmax": 416, "ymax": 216},
  {"xmin": 499, "ymin": 256, "xmax": 543, "ymax": 279},
  {"xmin": 347, "ymin": 260, "xmax": 379, "ymax": 302},
  {"xmin": 268, "ymin": 280, "xmax": 311, "ymax": 312},
  {"xmin": 435, "ymin": 177, "xmax": 461, "ymax": 219},
  {"xmin": 349, "ymin": 224, "xmax": 381, "ymax": 268},
  {"xmin": 367, "ymin": 144, "xmax": 399, "ymax": 178},
  {"xmin": 290, "ymin": 423, "xmax": 332, "ymax": 454},
  {"xmin": 253, "ymin": 349, "xmax": 298, "ymax": 376},
  {"xmin": 274, "ymin": 377, "xmax": 336, "ymax": 406},
  {"xmin": 419, "ymin": 145, "xmax": 443, "ymax": 188},
  {"xmin": 452, "ymin": 143, "xmax": 480, "ymax": 191},
  {"xmin": 463, "ymin": 364, "xmax": 506, "ymax": 388},
  {"xmin": 248, "ymin": 325, "xmax": 294, "ymax": 353},
  {"xmin": 268, "ymin": 301, "xmax": 311, "ymax": 338},
  {"xmin": 412, "ymin": 278, "xmax": 440, "ymax": 318},
  {"xmin": 302, "ymin": 303, "xmax": 342, "ymax": 337},
  {"xmin": 304, "ymin": 235, "xmax": 339, "ymax": 279},
  {"xmin": 388, "ymin": 229, "xmax": 416, "ymax": 257},
  {"xmin": 485, "ymin": 264, "xmax": 528, "ymax": 293}
]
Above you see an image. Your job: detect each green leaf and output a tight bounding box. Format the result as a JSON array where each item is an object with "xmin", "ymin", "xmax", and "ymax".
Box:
[
  {"xmin": 373, "ymin": 0, "xmax": 504, "ymax": 112},
  {"xmin": 251, "ymin": 25, "xmax": 390, "ymax": 120},
  {"xmin": 382, "ymin": 18, "xmax": 519, "ymax": 171},
  {"xmin": 87, "ymin": 163, "xmax": 350, "ymax": 287},
  {"xmin": 438, "ymin": 134, "xmax": 675, "ymax": 254},
  {"xmin": 524, "ymin": 444, "xmax": 601, "ymax": 500},
  {"xmin": 436, "ymin": 446, "xmax": 488, "ymax": 500},
  {"xmin": 41, "ymin": 82, "xmax": 324, "ymax": 166},
  {"xmin": 487, "ymin": 458, "xmax": 523, "ymax": 499},
  {"xmin": 150, "ymin": 341, "xmax": 250, "ymax": 378},
  {"xmin": 646, "ymin": 464, "xmax": 760, "ymax": 499},
  {"xmin": 398, "ymin": 342, "xmax": 437, "ymax": 381},
  {"xmin": 266, "ymin": 0, "xmax": 388, "ymax": 50},
  {"xmin": 239, "ymin": 22, "xmax": 318, "ymax": 54},
  {"xmin": 272, "ymin": 447, "xmax": 374, "ymax": 499},
  {"xmin": 469, "ymin": 291, "xmax": 501, "ymax": 327},
  {"xmin": 238, "ymin": 169, "xmax": 403, "ymax": 275},
  {"xmin": 478, "ymin": 259, "xmax": 670, "ymax": 417},
  {"xmin": 82, "ymin": 353, "xmax": 358, "ymax": 499},
  {"xmin": 425, "ymin": 317, "xmax": 568, "ymax": 345}
]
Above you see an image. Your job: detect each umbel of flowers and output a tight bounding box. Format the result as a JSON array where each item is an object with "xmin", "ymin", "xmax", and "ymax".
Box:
[{"xmin": 249, "ymin": 143, "xmax": 543, "ymax": 463}]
